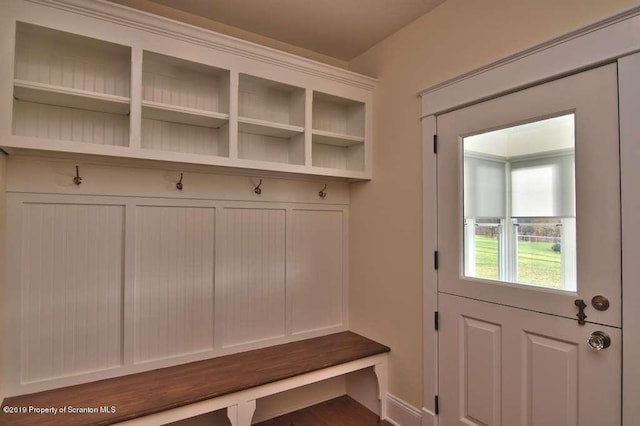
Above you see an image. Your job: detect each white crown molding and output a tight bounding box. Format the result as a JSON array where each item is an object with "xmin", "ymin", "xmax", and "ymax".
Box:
[
  {"xmin": 26, "ymin": 0, "xmax": 377, "ymax": 91},
  {"xmin": 418, "ymin": 4, "xmax": 640, "ymax": 116}
]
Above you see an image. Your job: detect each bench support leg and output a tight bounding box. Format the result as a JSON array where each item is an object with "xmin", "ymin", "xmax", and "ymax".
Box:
[
  {"xmin": 226, "ymin": 405, "xmax": 238, "ymax": 426},
  {"xmin": 374, "ymin": 361, "xmax": 389, "ymax": 420},
  {"xmin": 227, "ymin": 400, "xmax": 256, "ymax": 426}
]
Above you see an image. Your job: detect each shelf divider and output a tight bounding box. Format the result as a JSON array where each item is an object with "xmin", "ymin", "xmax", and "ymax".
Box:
[{"xmin": 129, "ymin": 47, "xmax": 143, "ymax": 149}]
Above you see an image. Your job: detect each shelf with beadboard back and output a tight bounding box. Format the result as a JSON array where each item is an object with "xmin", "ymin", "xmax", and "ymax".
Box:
[
  {"xmin": 141, "ymin": 51, "xmax": 231, "ymax": 157},
  {"xmin": 6, "ymin": 8, "xmax": 373, "ymax": 180},
  {"xmin": 312, "ymin": 92, "xmax": 365, "ymax": 172},
  {"xmin": 12, "ymin": 22, "xmax": 132, "ymax": 146},
  {"xmin": 238, "ymin": 74, "xmax": 306, "ymax": 166}
]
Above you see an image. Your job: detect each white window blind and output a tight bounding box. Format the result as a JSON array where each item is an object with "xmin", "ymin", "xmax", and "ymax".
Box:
[
  {"xmin": 511, "ymin": 153, "xmax": 575, "ymax": 217},
  {"xmin": 464, "ymin": 156, "xmax": 506, "ymax": 219}
]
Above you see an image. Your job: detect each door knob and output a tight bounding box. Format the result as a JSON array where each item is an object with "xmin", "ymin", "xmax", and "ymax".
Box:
[
  {"xmin": 591, "ymin": 295, "xmax": 610, "ymax": 311},
  {"xmin": 587, "ymin": 331, "xmax": 611, "ymax": 350}
]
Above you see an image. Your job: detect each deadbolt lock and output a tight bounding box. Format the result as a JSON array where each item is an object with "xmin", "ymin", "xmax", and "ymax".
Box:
[
  {"xmin": 591, "ymin": 295, "xmax": 610, "ymax": 311},
  {"xmin": 587, "ymin": 331, "xmax": 611, "ymax": 350}
]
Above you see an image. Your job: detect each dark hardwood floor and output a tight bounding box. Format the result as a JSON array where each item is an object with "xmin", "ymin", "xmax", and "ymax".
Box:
[{"xmin": 254, "ymin": 395, "xmax": 393, "ymax": 426}]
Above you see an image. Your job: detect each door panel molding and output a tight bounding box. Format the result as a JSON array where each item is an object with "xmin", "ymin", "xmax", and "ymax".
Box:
[
  {"xmin": 439, "ymin": 293, "xmax": 621, "ymax": 426},
  {"xmin": 421, "ymin": 9, "xmax": 640, "ymax": 422},
  {"xmin": 433, "ymin": 64, "xmax": 623, "ymax": 426},
  {"xmin": 460, "ymin": 316, "xmax": 501, "ymax": 426}
]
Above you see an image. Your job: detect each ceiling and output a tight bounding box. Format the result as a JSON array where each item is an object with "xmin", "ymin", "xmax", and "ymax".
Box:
[{"xmin": 120, "ymin": 0, "xmax": 445, "ymax": 61}]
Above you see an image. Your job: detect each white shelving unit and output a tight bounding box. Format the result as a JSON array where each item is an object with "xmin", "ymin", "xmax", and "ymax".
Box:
[
  {"xmin": 142, "ymin": 51, "xmax": 230, "ymax": 157},
  {"xmin": 3, "ymin": 2, "xmax": 374, "ymax": 179},
  {"xmin": 312, "ymin": 92, "xmax": 365, "ymax": 172},
  {"xmin": 238, "ymin": 74, "xmax": 305, "ymax": 165},
  {"xmin": 12, "ymin": 22, "xmax": 131, "ymax": 147}
]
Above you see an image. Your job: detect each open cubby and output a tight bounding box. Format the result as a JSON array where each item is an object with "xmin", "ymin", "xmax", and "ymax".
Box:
[
  {"xmin": 312, "ymin": 142, "xmax": 364, "ymax": 171},
  {"xmin": 6, "ymin": 16, "xmax": 372, "ymax": 179},
  {"xmin": 239, "ymin": 74, "xmax": 304, "ymax": 126},
  {"xmin": 238, "ymin": 132, "xmax": 304, "ymax": 165},
  {"xmin": 238, "ymin": 74, "xmax": 305, "ymax": 165},
  {"xmin": 12, "ymin": 22, "xmax": 131, "ymax": 146},
  {"xmin": 141, "ymin": 51, "xmax": 230, "ymax": 156},
  {"xmin": 312, "ymin": 92, "xmax": 365, "ymax": 171}
]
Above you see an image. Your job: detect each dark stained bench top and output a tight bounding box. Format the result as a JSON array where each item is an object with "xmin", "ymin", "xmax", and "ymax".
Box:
[{"xmin": 0, "ymin": 331, "xmax": 389, "ymax": 425}]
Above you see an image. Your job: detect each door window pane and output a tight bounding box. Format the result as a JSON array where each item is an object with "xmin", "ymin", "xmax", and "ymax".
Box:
[
  {"xmin": 516, "ymin": 218, "xmax": 562, "ymax": 288},
  {"xmin": 464, "ymin": 219, "xmax": 501, "ymax": 281},
  {"xmin": 463, "ymin": 114, "xmax": 576, "ymax": 291}
]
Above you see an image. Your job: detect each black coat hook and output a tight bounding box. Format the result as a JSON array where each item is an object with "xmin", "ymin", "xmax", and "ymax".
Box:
[
  {"xmin": 176, "ymin": 173, "xmax": 183, "ymax": 191},
  {"xmin": 73, "ymin": 165, "xmax": 82, "ymax": 186},
  {"xmin": 319, "ymin": 184, "xmax": 327, "ymax": 198},
  {"xmin": 254, "ymin": 179, "xmax": 263, "ymax": 195}
]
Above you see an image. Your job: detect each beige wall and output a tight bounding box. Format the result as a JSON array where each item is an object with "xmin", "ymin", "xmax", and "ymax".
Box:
[
  {"xmin": 108, "ymin": 0, "xmax": 348, "ymax": 69},
  {"xmin": 347, "ymin": 0, "xmax": 639, "ymax": 409}
]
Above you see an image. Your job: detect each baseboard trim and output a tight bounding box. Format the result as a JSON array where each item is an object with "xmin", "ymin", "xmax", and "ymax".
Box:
[
  {"xmin": 385, "ymin": 393, "xmax": 422, "ymax": 426},
  {"xmin": 420, "ymin": 407, "xmax": 436, "ymax": 426}
]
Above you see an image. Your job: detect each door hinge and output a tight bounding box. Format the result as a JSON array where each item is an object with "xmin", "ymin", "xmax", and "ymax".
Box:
[
  {"xmin": 434, "ymin": 251, "xmax": 439, "ymax": 270},
  {"xmin": 435, "ymin": 395, "xmax": 439, "ymax": 415},
  {"xmin": 434, "ymin": 311, "xmax": 439, "ymax": 330},
  {"xmin": 433, "ymin": 134, "xmax": 438, "ymax": 154}
]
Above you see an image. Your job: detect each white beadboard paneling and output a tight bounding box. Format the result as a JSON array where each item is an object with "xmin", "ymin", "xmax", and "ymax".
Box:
[
  {"xmin": 239, "ymin": 74, "xmax": 304, "ymax": 126},
  {"xmin": 312, "ymin": 93, "xmax": 364, "ymax": 137},
  {"xmin": 13, "ymin": 101, "xmax": 129, "ymax": 146},
  {"xmin": 141, "ymin": 118, "xmax": 225, "ymax": 156},
  {"xmin": 289, "ymin": 209, "xmax": 344, "ymax": 334},
  {"xmin": 142, "ymin": 52, "xmax": 229, "ymax": 114},
  {"xmin": 15, "ymin": 22, "xmax": 130, "ymax": 97},
  {"xmin": 312, "ymin": 143, "xmax": 346, "ymax": 170},
  {"xmin": 20, "ymin": 203, "xmax": 124, "ymax": 383},
  {"xmin": 312, "ymin": 142, "xmax": 364, "ymax": 172},
  {"xmin": 134, "ymin": 206, "xmax": 215, "ymax": 363},
  {"xmin": 238, "ymin": 132, "xmax": 304, "ymax": 165},
  {"xmin": 218, "ymin": 208, "xmax": 286, "ymax": 348}
]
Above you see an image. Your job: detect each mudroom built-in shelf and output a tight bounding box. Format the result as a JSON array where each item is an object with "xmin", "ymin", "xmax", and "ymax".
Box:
[
  {"xmin": 3, "ymin": 2, "xmax": 375, "ymax": 180},
  {"xmin": 12, "ymin": 22, "xmax": 131, "ymax": 147},
  {"xmin": 238, "ymin": 74, "xmax": 305, "ymax": 165},
  {"xmin": 141, "ymin": 51, "xmax": 230, "ymax": 157},
  {"xmin": 312, "ymin": 92, "xmax": 365, "ymax": 172}
]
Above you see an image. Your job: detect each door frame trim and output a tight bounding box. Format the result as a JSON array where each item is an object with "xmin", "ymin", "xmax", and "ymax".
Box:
[
  {"xmin": 420, "ymin": 6, "xmax": 640, "ymax": 425},
  {"xmin": 418, "ymin": 5, "xmax": 640, "ymax": 117}
]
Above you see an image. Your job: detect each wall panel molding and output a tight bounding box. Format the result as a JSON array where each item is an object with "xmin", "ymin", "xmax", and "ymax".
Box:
[
  {"xmin": 134, "ymin": 205, "xmax": 215, "ymax": 363},
  {"xmin": 4, "ymin": 172, "xmax": 348, "ymax": 394}
]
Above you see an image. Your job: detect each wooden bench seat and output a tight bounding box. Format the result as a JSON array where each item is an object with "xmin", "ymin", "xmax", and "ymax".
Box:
[{"xmin": 0, "ymin": 331, "xmax": 390, "ymax": 426}]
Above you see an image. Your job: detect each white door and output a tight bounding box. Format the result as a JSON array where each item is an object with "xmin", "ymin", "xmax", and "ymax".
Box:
[{"xmin": 436, "ymin": 64, "xmax": 621, "ymax": 426}]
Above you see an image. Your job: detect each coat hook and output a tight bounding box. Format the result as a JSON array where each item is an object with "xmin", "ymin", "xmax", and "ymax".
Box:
[
  {"xmin": 176, "ymin": 173, "xmax": 183, "ymax": 191},
  {"xmin": 319, "ymin": 184, "xmax": 327, "ymax": 198},
  {"xmin": 73, "ymin": 165, "xmax": 82, "ymax": 186},
  {"xmin": 254, "ymin": 179, "xmax": 263, "ymax": 195}
]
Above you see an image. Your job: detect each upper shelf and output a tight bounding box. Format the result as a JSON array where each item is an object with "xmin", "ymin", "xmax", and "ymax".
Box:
[
  {"xmin": 238, "ymin": 117, "xmax": 304, "ymax": 139},
  {"xmin": 142, "ymin": 100, "xmax": 229, "ymax": 128},
  {"xmin": 312, "ymin": 129, "xmax": 364, "ymax": 147},
  {"xmin": 13, "ymin": 80, "xmax": 130, "ymax": 115},
  {"xmin": 7, "ymin": 18, "xmax": 372, "ymax": 180}
]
